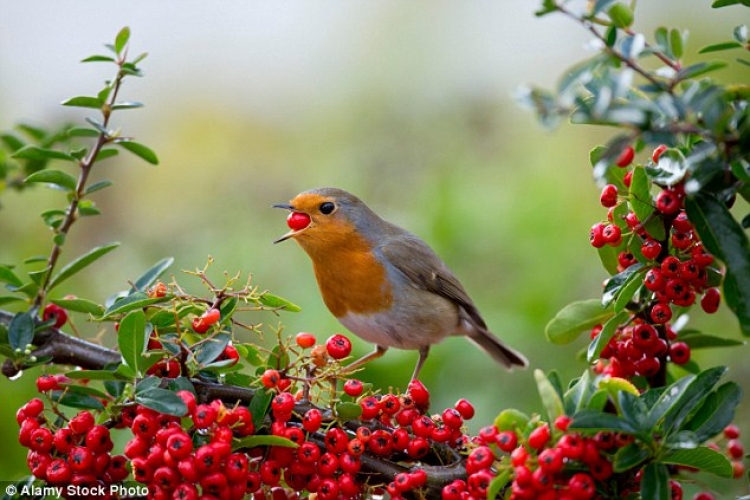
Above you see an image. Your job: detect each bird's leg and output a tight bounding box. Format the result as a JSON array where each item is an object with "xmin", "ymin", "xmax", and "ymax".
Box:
[
  {"xmin": 410, "ymin": 346, "xmax": 430, "ymax": 382},
  {"xmin": 341, "ymin": 345, "xmax": 388, "ymax": 375}
]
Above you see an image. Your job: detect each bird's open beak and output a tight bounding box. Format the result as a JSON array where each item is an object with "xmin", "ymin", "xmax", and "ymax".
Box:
[{"xmin": 272, "ymin": 203, "xmax": 308, "ymax": 243}]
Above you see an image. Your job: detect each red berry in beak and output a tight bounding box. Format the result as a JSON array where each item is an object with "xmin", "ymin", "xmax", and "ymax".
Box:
[{"xmin": 286, "ymin": 211, "xmax": 311, "ymax": 231}]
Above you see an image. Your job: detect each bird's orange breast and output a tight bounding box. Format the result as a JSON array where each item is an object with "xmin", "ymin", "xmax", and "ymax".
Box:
[{"xmin": 300, "ymin": 230, "xmax": 393, "ymax": 318}]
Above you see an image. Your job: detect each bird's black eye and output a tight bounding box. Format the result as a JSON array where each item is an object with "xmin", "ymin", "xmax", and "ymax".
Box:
[{"xmin": 319, "ymin": 202, "xmax": 336, "ymax": 215}]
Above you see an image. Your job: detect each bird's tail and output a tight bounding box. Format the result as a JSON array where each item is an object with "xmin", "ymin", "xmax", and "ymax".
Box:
[{"xmin": 467, "ymin": 329, "xmax": 528, "ymax": 369}]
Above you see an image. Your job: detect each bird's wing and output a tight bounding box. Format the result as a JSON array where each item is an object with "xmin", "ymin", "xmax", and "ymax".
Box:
[{"xmin": 380, "ymin": 235, "xmax": 488, "ymax": 330}]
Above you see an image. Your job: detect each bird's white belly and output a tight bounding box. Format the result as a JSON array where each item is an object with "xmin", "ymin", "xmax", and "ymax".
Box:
[{"xmin": 338, "ymin": 310, "xmax": 453, "ymax": 350}]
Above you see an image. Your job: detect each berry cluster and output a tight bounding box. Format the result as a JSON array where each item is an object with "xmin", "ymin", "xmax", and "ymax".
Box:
[
  {"xmin": 588, "ymin": 144, "xmax": 722, "ymax": 380},
  {"xmin": 18, "ymin": 392, "xmax": 127, "ymax": 500},
  {"xmin": 124, "ymin": 390, "xmax": 255, "ymax": 500}
]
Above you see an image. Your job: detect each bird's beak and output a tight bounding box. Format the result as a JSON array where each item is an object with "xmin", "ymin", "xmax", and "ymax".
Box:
[{"xmin": 272, "ymin": 203, "xmax": 307, "ymax": 244}]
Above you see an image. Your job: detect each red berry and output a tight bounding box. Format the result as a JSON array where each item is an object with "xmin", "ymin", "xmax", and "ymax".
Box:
[
  {"xmin": 36, "ymin": 374, "xmax": 62, "ymax": 393},
  {"xmin": 693, "ymin": 493, "xmax": 716, "ymax": 500},
  {"xmin": 408, "ymin": 380, "xmax": 431, "ymax": 407},
  {"xmin": 46, "ymin": 458, "xmax": 73, "ymax": 485},
  {"xmin": 701, "ymin": 288, "xmax": 721, "ymax": 314},
  {"xmin": 623, "ymin": 170, "xmax": 633, "ymax": 187},
  {"xmin": 650, "ymin": 302, "xmax": 672, "ymax": 324},
  {"xmin": 641, "ymin": 240, "xmax": 662, "ymax": 260},
  {"xmin": 192, "ymin": 308, "xmax": 221, "ymax": 333},
  {"xmin": 554, "ymin": 415, "xmax": 572, "ymax": 431},
  {"xmin": 589, "ymin": 223, "xmax": 607, "ymax": 248},
  {"xmin": 602, "ymin": 224, "xmax": 622, "ymax": 246},
  {"xmin": 454, "ymin": 398, "xmax": 474, "ymax": 419},
  {"xmin": 261, "ymin": 369, "xmax": 281, "ymax": 389},
  {"xmin": 43, "ymin": 304, "xmax": 68, "ymax": 329},
  {"xmin": 661, "ymin": 256, "xmax": 681, "ymax": 278},
  {"xmin": 724, "ymin": 424, "xmax": 741, "ymax": 439},
  {"xmin": 286, "ymin": 211, "xmax": 311, "ymax": 231},
  {"xmin": 302, "ymin": 408, "xmax": 323, "ymax": 433},
  {"xmin": 326, "ymin": 334, "xmax": 352, "ymax": 360},
  {"xmin": 193, "ymin": 404, "xmax": 217, "ymax": 429},
  {"xmin": 656, "ymin": 189, "xmax": 682, "ymax": 215},
  {"xmin": 528, "ymin": 424, "xmax": 550, "ymax": 450},
  {"xmin": 652, "ymin": 144, "xmax": 668, "ymax": 163},
  {"xmin": 220, "ymin": 344, "xmax": 239, "ymax": 365},
  {"xmin": 616, "ymin": 145, "xmax": 635, "ymax": 167},
  {"xmin": 442, "ymin": 408, "xmax": 464, "ymax": 429},
  {"xmin": 669, "ymin": 342, "xmax": 691, "ymax": 365},
  {"xmin": 568, "ymin": 472, "xmax": 595, "ymax": 500},
  {"xmin": 85, "ymin": 424, "xmax": 112, "ymax": 454},
  {"xmin": 343, "ymin": 379, "xmax": 363, "ymax": 397},
  {"xmin": 69, "ymin": 410, "xmax": 95, "ymax": 435},
  {"xmin": 271, "ymin": 392, "xmax": 296, "ymax": 415},
  {"xmin": 295, "ymin": 332, "xmax": 316, "ymax": 348},
  {"xmin": 167, "ymin": 432, "xmax": 193, "ymax": 460},
  {"xmin": 727, "ymin": 439, "xmax": 744, "ymax": 459},
  {"xmin": 496, "ymin": 431, "xmax": 518, "ymax": 453},
  {"xmin": 600, "ymin": 184, "xmax": 619, "ymax": 207},
  {"xmin": 618, "ymin": 251, "xmax": 637, "ymax": 269},
  {"xmin": 176, "ymin": 390, "xmax": 197, "ymax": 416}
]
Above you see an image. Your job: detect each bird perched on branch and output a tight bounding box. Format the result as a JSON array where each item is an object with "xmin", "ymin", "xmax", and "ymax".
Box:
[{"xmin": 274, "ymin": 187, "xmax": 528, "ymax": 381}]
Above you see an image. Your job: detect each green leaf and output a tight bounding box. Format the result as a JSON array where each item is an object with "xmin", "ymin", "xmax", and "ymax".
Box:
[
  {"xmin": 686, "ymin": 382, "xmax": 742, "ymax": 442},
  {"xmin": 114, "ymin": 27, "xmax": 131, "ymax": 56},
  {"xmin": 136, "ymin": 388, "xmax": 188, "ymax": 417},
  {"xmin": 588, "ymin": 310, "xmax": 630, "ymax": 362},
  {"xmin": 608, "ymin": 265, "xmax": 646, "ymax": 311},
  {"xmin": 629, "ymin": 167, "xmax": 665, "ymax": 240},
  {"xmin": 258, "ymin": 292, "xmax": 301, "ymax": 312},
  {"xmin": 130, "ymin": 257, "xmax": 174, "ymax": 293},
  {"xmin": 686, "ymin": 193, "xmax": 750, "ymax": 336},
  {"xmin": 101, "ymin": 291, "xmax": 169, "ymax": 319},
  {"xmin": 669, "ymin": 29, "xmax": 684, "ymax": 59},
  {"xmin": 535, "ymin": 369, "xmax": 564, "ymax": 423},
  {"xmin": 9, "ymin": 312, "xmax": 34, "ymax": 351},
  {"xmin": 61, "ymin": 96, "xmax": 102, "ymax": 109},
  {"xmin": 249, "ymin": 389, "xmax": 274, "ymax": 430},
  {"xmin": 49, "ymin": 390, "xmax": 105, "ymax": 410},
  {"xmin": 0, "ymin": 296, "xmax": 25, "ymax": 306},
  {"xmin": 94, "ymin": 149, "xmax": 119, "ymax": 161},
  {"xmin": 640, "ymin": 462, "xmax": 669, "ymax": 500},
  {"xmin": 597, "ymin": 244, "xmax": 621, "ymax": 275},
  {"xmin": 677, "ymin": 61, "xmax": 728, "ymax": 80},
  {"xmin": 233, "ymin": 435, "xmax": 298, "ymax": 451},
  {"xmin": 118, "ymin": 309, "xmax": 148, "ymax": 374},
  {"xmin": 116, "ymin": 140, "xmax": 159, "ymax": 165},
  {"xmin": 236, "ymin": 344, "xmax": 264, "ymax": 366},
  {"xmin": 81, "ymin": 55, "xmax": 115, "ymax": 63},
  {"xmin": 545, "ymin": 299, "xmax": 613, "ymax": 344},
  {"xmin": 50, "ymin": 297, "xmax": 104, "ymax": 316},
  {"xmin": 662, "ymin": 446, "xmax": 734, "ymax": 477},
  {"xmin": 335, "ymin": 401, "xmax": 363, "ymax": 420},
  {"xmin": 699, "ymin": 41, "xmax": 742, "ymax": 53},
  {"xmin": 83, "ymin": 180, "xmax": 113, "ymax": 196},
  {"xmin": 194, "ymin": 333, "xmax": 231, "ymax": 366},
  {"xmin": 614, "ymin": 442, "xmax": 651, "ymax": 472},
  {"xmin": 494, "ymin": 408, "xmax": 531, "ymax": 431},
  {"xmin": 67, "ymin": 127, "xmax": 100, "ymax": 138},
  {"xmin": 58, "ymin": 382, "xmax": 110, "ymax": 400},
  {"xmin": 570, "ymin": 410, "xmax": 639, "ymax": 434},
  {"xmin": 13, "ymin": 146, "xmax": 75, "ymax": 162},
  {"xmin": 111, "ymin": 102, "xmax": 144, "ymax": 111},
  {"xmin": 24, "ymin": 169, "xmax": 78, "ymax": 191},
  {"xmin": 678, "ymin": 330, "xmax": 744, "ymax": 349},
  {"xmin": 660, "ymin": 367, "xmax": 727, "ymax": 435},
  {"xmin": 0, "ymin": 266, "xmax": 23, "ymax": 288},
  {"xmin": 487, "ymin": 468, "xmax": 512, "ymax": 500},
  {"xmin": 49, "ymin": 242, "xmax": 120, "ymax": 290},
  {"xmin": 608, "ymin": 3, "xmax": 633, "ymax": 28}
]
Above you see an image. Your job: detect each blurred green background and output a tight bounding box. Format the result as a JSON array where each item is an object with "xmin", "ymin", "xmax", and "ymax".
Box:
[{"xmin": 0, "ymin": 1, "xmax": 747, "ymax": 495}]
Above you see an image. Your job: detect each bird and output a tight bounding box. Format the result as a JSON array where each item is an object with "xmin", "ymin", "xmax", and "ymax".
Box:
[{"xmin": 273, "ymin": 187, "xmax": 528, "ymax": 381}]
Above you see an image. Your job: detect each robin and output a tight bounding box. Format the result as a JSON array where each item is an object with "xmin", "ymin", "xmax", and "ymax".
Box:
[{"xmin": 273, "ymin": 187, "xmax": 528, "ymax": 380}]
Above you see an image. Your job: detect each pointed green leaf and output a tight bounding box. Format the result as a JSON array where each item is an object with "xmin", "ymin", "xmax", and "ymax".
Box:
[
  {"xmin": 699, "ymin": 41, "xmax": 742, "ymax": 53},
  {"xmin": 130, "ymin": 257, "xmax": 174, "ymax": 293},
  {"xmin": 9, "ymin": 312, "xmax": 34, "ymax": 351},
  {"xmin": 249, "ymin": 389, "xmax": 274, "ymax": 430},
  {"xmin": 13, "ymin": 146, "xmax": 75, "ymax": 162},
  {"xmin": 50, "ymin": 297, "xmax": 104, "ymax": 316},
  {"xmin": 629, "ymin": 167, "xmax": 665, "ymax": 240},
  {"xmin": 101, "ymin": 292, "xmax": 169, "ymax": 319},
  {"xmin": 233, "ymin": 435, "xmax": 298, "ymax": 451},
  {"xmin": 570, "ymin": 410, "xmax": 639, "ymax": 434},
  {"xmin": 640, "ymin": 462, "xmax": 669, "ymax": 500},
  {"xmin": 49, "ymin": 390, "xmax": 104, "ymax": 410},
  {"xmin": 94, "ymin": 149, "xmax": 119, "ymax": 161},
  {"xmin": 83, "ymin": 180, "xmax": 113, "ymax": 196},
  {"xmin": 335, "ymin": 401, "xmax": 363, "ymax": 420},
  {"xmin": 81, "ymin": 55, "xmax": 115, "ymax": 63},
  {"xmin": 116, "ymin": 140, "xmax": 159, "ymax": 165},
  {"xmin": 588, "ymin": 310, "xmax": 630, "ymax": 362},
  {"xmin": 686, "ymin": 382, "xmax": 742, "ymax": 442},
  {"xmin": 663, "ymin": 447, "xmax": 733, "ymax": 477},
  {"xmin": 118, "ymin": 309, "xmax": 147, "ymax": 374},
  {"xmin": 679, "ymin": 331, "xmax": 744, "ymax": 349},
  {"xmin": 65, "ymin": 369, "xmax": 125, "ymax": 381},
  {"xmin": 258, "ymin": 293, "xmax": 301, "ymax": 312},
  {"xmin": 613, "ymin": 442, "xmax": 651, "ymax": 472},
  {"xmin": 24, "ymin": 169, "xmax": 78, "ymax": 191},
  {"xmin": 61, "ymin": 96, "xmax": 102, "ymax": 109},
  {"xmin": 545, "ymin": 299, "xmax": 614, "ymax": 344},
  {"xmin": 677, "ymin": 61, "xmax": 728, "ymax": 80},
  {"xmin": 111, "ymin": 102, "xmax": 144, "ymax": 111},
  {"xmin": 609, "ymin": 265, "xmax": 646, "ymax": 311},
  {"xmin": 0, "ymin": 266, "xmax": 23, "ymax": 288},
  {"xmin": 535, "ymin": 369, "xmax": 564, "ymax": 422},
  {"xmin": 49, "ymin": 242, "xmax": 120, "ymax": 290},
  {"xmin": 494, "ymin": 408, "xmax": 531, "ymax": 432},
  {"xmin": 194, "ymin": 333, "xmax": 230, "ymax": 365}
]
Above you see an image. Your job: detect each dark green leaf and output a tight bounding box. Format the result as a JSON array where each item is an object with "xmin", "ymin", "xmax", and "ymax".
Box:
[
  {"xmin": 65, "ymin": 369, "xmax": 124, "ymax": 381},
  {"xmin": 50, "ymin": 390, "xmax": 105, "ymax": 410},
  {"xmin": 136, "ymin": 388, "xmax": 188, "ymax": 417},
  {"xmin": 194, "ymin": 333, "xmax": 231, "ymax": 365},
  {"xmin": 597, "ymin": 244, "xmax": 621, "ymax": 275},
  {"xmin": 640, "ymin": 462, "xmax": 669, "ymax": 500},
  {"xmin": 114, "ymin": 27, "xmax": 131, "ymax": 55},
  {"xmin": 111, "ymin": 102, "xmax": 144, "ymax": 111},
  {"xmin": 236, "ymin": 344, "xmax": 264, "ymax": 366},
  {"xmin": 662, "ymin": 447, "xmax": 734, "ymax": 477},
  {"xmin": 686, "ymin": 382, "xmax": 742, "ymax": 441},
  {"xmin": 24, "ymin": 169, "xmax": 78, "ymax": 191},
  {"xmin": 50, "ymin": 297, "xmax": 104, "ymax": 316},
  {"xmin": 712, "ymin": 0, "xmax": 750, "ymax": 7},
  {"xmin": 570, "ymin": 410, "xmax": 638, "ymax": 434},
  {"xmin": 661, "ymin": 367, "xmax": 727, "ymax": 434},
  {"xmin": 629, "ymin": 167, "xmax": 665, "ymax": 240},
  {"xmin": 233, "ymin": 435, "xmax": 298, "ymax": 451},
  {"xmin": 12, "ymin": 146, "xmax": 75, "ymax": 162},
  {"xmin": 699, "ymin": 41, "xmax": 742, "ymax": 53},
  {"xmin": 249, "ymin": 389, "xmax": 274, "ymax": 430},
  {"xmin": 0, "ymin": 296, "xmax": 25, "ymax": 306},
  {"xmin": 49, "ymin": 242, "xmax": 120, "ymax": 290},
  {"xmin": 9, "ymin": 312, "xmax": 34, "ymax": 351},
  {"xmin": 613, "ymin": 443, "xmax": 650, "ymax": 472},
  {"xmin": 611, "ymin": 266, "xmax": 647, "ymax": 312},
  {"xmin": 535, "ymin": 369, "xmax": 564, "ymax": 422},
  {"xmin": 101, "ymin": 291, "xmax": 170, "ymax": 319},
  {"xmin": 258, "ymin": 292, "xmax": 301, "ymax": 312},
  {"xmin": 94, "ymin": 149, "xmax": 119, "ymax": 161},
  {"xmin": 61, "ymin": 96, "xmax": 102, "ymax": 109},
  {"xmin": 618, "ymin": 390, "xmax": 648, "ymax": 428},
  {"xmin": 58, "ymin": 382, "xmax": 110, "ymax": 400},
  {"xmin": 130, "ymin": 257, "xmax": 174, "ymax": 292},
  {"xmin": 679, "ymin": 331, "xmax": 744, "ymax": 349},
  {"xmin": 83, "ymin": 180, "xmax": 113, "ymax": 195},
  {"xmin": 116, "ymin": 140, "xmax": 159, "ymax": 165},
  {"xmin": 81, "ymin": 55, "xmax": 115, "ymax": 63},
  {"xmin": 118, "ymin": 310, "xmax": 148, "ymax": 374},
  {"xmin": 686, "ymin": 193, "xmax": 750, "ymax": 336},
  {"xmin": 588, "ymin": 310, "xmax": 630, "ymax": 362},
  {"xmin": 545, "ymin": 299, "xmax": 613, "ymax": 344},
  {"xmin": 669, "ymin": 29, "xmax": 684, "ymax": 59}
]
